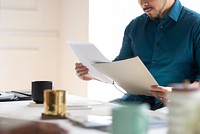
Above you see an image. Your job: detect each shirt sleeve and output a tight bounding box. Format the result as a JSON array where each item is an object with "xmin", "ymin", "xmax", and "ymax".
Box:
[
  {"xmin": 113, "ymin": 21, "xmax": 135, "ymax": 61},
  {"xmin": 193, "ymin": 19, "xmax": 200, "ymax": 81}
]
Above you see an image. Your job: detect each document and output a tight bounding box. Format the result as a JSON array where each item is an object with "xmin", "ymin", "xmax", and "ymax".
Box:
[
  {"xmin": 93, "ymin": 57, "xmax": 158, "ymax": 96},
  {"xmin": 68, "ymin": 42, "xmax": 158, "ymax": 96},
  {"xmin": 68, "ymin": 42, "xmax": 113, "ymax": 83}
]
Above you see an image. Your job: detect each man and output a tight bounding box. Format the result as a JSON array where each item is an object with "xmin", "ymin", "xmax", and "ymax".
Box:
[{"xmin": 75, "ymin": 0, "xmax": 200, "ymax": 110}]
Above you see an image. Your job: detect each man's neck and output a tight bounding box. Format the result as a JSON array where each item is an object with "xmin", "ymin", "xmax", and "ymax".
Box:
[{"xmin": 160, "ymin": 0, "xmax": 176, "ymax": 19}]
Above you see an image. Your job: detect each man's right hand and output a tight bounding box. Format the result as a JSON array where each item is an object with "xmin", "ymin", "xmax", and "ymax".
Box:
[{"xmin": 75, "ymin": 63, "xmax": 95, "ymax": 81}]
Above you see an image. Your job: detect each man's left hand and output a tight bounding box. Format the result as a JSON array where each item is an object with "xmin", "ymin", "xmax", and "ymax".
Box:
[{"xmin": 149, "ymin": 85, "xmax": 172, "ymax": 105}]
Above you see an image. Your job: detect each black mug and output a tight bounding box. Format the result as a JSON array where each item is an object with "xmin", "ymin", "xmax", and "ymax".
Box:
[{"xmin": 31, "ymin": 81, "xmax": 53, "ymax": 104}]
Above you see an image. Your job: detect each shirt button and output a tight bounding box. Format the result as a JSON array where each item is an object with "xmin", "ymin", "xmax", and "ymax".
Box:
[
  {"xmin": 160, "ymin": 25, "xmax": 163, "ymax": 29},
  {"xmin": 153, "ymin": 61, "xmax": 157, "ymax": 64}
]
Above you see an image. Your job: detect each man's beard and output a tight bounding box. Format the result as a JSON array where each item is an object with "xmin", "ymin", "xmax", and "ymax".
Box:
[
  {"xmin": 150, "ymin": 0, "xmax": 168, "ymax": 22},
  {"xmin": 149, "ymin": 0, "xmax": 168, "ymax": 22},
  {"xmin": 148, "ymin": 14, "xmax": 161, "ymax": 22}
]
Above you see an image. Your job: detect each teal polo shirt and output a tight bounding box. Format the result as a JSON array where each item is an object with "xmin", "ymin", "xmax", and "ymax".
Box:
[{"xmin": 115, "ymin": 0, "xmax": 200, "ymax": 86}]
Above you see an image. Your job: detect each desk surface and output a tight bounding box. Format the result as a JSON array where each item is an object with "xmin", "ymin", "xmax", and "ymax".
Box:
[{"xmin": 0, "ymin": 95, "xmax": 167, "ymax": 134}]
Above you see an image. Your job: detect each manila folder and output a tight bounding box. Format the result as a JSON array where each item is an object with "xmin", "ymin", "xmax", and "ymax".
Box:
[{"xmin": 93, "ymin": 57, "xmax": 158, "ymax": 96}]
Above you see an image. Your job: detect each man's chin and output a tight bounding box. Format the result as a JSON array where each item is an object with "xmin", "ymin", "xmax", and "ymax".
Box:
[{"xmin": 148, "ymin": 15, "xmax": 160, "ymax": 21}]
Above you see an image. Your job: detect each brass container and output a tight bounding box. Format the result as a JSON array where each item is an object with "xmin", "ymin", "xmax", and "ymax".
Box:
[{"xmin": 44, "ymin": 90, "xmax": 66, "ymax": 117}]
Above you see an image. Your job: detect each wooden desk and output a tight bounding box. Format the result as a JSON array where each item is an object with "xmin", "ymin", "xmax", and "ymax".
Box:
[{"xmin": 0, "ymin": 95, "xmax": 167, "ymax": 134}]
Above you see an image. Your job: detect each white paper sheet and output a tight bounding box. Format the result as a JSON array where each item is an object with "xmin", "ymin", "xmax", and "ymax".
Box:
[
  {"xmin": 93, "ymin": 57, "xmax": 158, "ymax": 96},
  {"xmin": 68, "ymin": 42, "xmax": 113, "ymax": 83},
  {"xmin": 149, "ymin": 109, "xmax": 168, "ymax": 128}
]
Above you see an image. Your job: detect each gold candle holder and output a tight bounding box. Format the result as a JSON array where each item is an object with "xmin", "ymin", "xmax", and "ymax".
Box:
[{"xmin": 42, "ymin": 89, "xmax": 66, "ymax": 119}]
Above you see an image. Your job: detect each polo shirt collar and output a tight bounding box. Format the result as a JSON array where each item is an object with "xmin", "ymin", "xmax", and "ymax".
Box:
[{"xmin": 168, "ymin": 0, "xmax": 183, "ymax": 22}]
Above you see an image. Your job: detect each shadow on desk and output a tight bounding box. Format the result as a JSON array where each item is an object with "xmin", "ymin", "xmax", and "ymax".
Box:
[{"xmin": 0, "ymin": 117, "xmax": 68, "ymax": 134}]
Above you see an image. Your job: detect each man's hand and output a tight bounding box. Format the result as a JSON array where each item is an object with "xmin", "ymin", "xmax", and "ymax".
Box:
[
  {"xmin": 149, "ymin": 85, "xmax": 172, "ymax": 105},
  {"xmin": 75, "ymin": 63, "xmax": 95, "ymax": 81}
]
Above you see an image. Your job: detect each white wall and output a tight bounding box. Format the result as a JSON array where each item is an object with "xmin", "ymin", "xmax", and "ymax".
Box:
[
  {"xmin": 0, "ymin": 0, "xmax": 60, "ymax": 91},
  {"xmin": 59, "ymin": 0, "xmax": 89, "ymax": 96},
  {"xmin": 181, "ymin": 0, "xmax": 200, "ymax": 12},
  {"xmin": 0, "ymin": 0, "xmax": 89, "ymax": 97}
]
